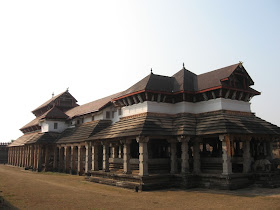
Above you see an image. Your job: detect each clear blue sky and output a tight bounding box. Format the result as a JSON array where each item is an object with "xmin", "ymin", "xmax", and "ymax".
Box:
[{"xmin": 0, "ymin": 0, "xmax": 279, "ymax": 142}]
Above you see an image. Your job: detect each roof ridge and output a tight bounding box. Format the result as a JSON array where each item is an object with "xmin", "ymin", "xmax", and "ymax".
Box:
[
  {"xmin": 32, "ymin": 90, "xmax": 68, "ymax": 113},
  {"xmin": 198, "ymin": 63, "xmax": 239, "ymax": 76}
]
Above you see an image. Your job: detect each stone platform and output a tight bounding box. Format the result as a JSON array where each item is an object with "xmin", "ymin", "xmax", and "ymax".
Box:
[
  {"xmin": 85, "ymin": 171, "xmax": 264, "ymax": 191},
  {"xmin": 253, "ymin": 171, "xmax": 280, "ymax": 188},
  {"xmin": 86, "ymin": 171, "xmax": 178, "ymax": 191}
]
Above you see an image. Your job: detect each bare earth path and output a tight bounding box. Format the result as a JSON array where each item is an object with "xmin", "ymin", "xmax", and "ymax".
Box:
[{"xmin": 0, "ymin": 165, "xmax": 280, "ymax": 210}]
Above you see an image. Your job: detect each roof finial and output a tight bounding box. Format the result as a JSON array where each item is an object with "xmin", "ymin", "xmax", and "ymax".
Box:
[
  {"xmin": 183, "ymin": 62, "xmax": 185, "ymax": 69},
  {"xmin": 67, "ymin": 87, "xmax": 69, "ymax": 91},
  {"xmin": 239, "ymin": 61, "xmax": 243, "ymax": 68},
  {"xmin": 52, "ymin": 92, "xmax": 54, "ymax": 98},
  {"xmin": 151, "ymin": 68, "xmax": 153, "ymax": 74}
]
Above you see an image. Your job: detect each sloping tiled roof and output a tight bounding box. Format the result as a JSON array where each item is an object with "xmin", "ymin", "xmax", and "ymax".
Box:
[
  {"xmin": 88, "ymin": 111, "xmax": 280, "ymax": 140},
  {"xmin": 196, "ymin": 111, "xmax": 280, "ymax": 135},
  {"xmin": 26, "ymin": 132, "xmax": 60, "ymax": 144},
  {"xmin": 8, "ymin": 132, "xmax": 58, "ymax": 147},
  {"xmin": 197, "ymin": 63, "xmax": 239, "ymax": 91},
  {"xmin": 20, "ymin": 117, "xmax": 41, "ymax": 130},
  {"xmin": 40, "ymin": 106, "xmax": 69, "ymax": 120},
  {"xmin": 172, "ymin": 68, "xmax": 198, "ymax": 92},
  {"xmin": 114, "ymin": 63, "xmax": 242, "ymax": 99},
  {"xmin": 12, "ymin": 110, "xmax": 280, "ymax": 146},
  {"xmin": 32, "ymin": 90, "xmax": 77, "ymax": 113},
  {"xmin": 173, "ymin": 113, "xmax": 197, "ymax": 136},
  {"xmin": 8, "ymin": 132, "xmax": 41, "ymax": 147},
  {"xmin": 57, "ymin": 120, "xmax": 111, "ymax": 144},
  {"xmin": 88, "ymin": 113, "xmax": 197, "ymax": 140},
  {"xmin": 118, "ymin": 73, "xmax": 175, "ymax": 98},
  {"xmin": 65, "ymin": 92, "xmax": 121, "ymax": 118},
  {"xmin": 20, "ymin": 107, "xmax": 69, "ymax": 130},
  {"xmin": 20, "ymin": 92, "xmax": 120, "ymax": 130}
]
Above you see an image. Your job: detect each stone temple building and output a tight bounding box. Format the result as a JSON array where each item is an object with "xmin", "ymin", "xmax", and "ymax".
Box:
[{"xmin": 7, "ymin": 63, "xmax": 280, "ymax": 190}]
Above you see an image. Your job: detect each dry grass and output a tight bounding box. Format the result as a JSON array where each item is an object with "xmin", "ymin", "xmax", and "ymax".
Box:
[{"xmin": 0, "ymin": 165, "xmax": 280, "ymax": 210}]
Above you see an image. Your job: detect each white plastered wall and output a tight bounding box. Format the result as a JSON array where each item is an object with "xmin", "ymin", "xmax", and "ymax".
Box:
[
  {"xmin": 68, "ymin": 98, "xmax": 251, "ymax": 126},
  {"xmin": 70, "ymin": 106, "xmax": 122, "ymax": 125},
  {"xmin": 40, "ymin": 120, "xmax": 68, "ymax": 133},
  {"xmin": 122, "ymin": 98, "xmax": 251, "ymax": 117}
]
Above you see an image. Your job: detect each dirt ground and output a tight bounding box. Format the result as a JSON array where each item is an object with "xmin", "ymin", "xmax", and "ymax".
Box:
[{"xmin": 0, "ymin": 165, "xmax": 280, "ymax": 210}]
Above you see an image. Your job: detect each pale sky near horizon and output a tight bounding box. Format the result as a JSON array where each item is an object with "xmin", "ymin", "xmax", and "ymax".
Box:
[{"xmin": 0, "ymin": 0, "xmax": 279, "ymax": 142}]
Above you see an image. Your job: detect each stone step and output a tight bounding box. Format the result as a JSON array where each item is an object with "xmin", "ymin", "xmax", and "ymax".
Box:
[
  {"xmin": 87, "ymin": 173, "xmax": 177, "ymax": 191},
  {"xmin": 88, "ymin": 176, "xmax": 140, "ymax": 190}
]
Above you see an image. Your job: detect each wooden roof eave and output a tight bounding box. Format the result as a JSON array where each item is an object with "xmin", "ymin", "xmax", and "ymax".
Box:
[
  {"xmin": 112, "ymin": 86, "xmax": 260, "ymax": 104},
  {"xmin": 221, "ymin": 86, "xmax": 261, "ymax": 96}
]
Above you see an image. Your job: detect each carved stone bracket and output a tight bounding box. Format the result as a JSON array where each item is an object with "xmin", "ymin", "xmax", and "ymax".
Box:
[
  {"xmin": 177, "ymin": 136, "xmax": 190, "ymax": 143},
  {"xmin": 136, "ymin": 136, "xmax": 149, "ymax": 143}
]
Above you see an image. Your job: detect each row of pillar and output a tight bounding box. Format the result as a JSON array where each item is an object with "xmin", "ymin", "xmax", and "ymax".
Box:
[
  {"xmin": 55, "ymin": 137, "xmax": 150, "ymax": 176},
  {"xmin": 8, "ymin": 136, "xmax": 274, "ymax": 177},
  {"xmin": 7, "ymin": 137, "xmax": 230, "ymax": 176},
  {"xmin": 55, "ymin": 144, "xmax": 86, "ymax": 175},
  {"xmin": 8, "ymin": 144, "xmax": 42, "ymax": 171}
]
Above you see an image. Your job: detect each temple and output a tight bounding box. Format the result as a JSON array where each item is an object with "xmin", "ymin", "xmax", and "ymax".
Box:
[{"xmin": 7, "ymin": 62, "xmax": 280, "ymax": 190}]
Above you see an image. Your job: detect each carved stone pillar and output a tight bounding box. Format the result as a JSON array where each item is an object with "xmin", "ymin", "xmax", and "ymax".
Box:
[
  {"xmin": 18, "ymin": 147, "xmax": 21, "ymax": 166},
  {"xmin": 122, "ymin": 140, "xmax": 132, "ymax": 174},
  {"xmin": 37, "ymin": 145, "xmax": 42, "ymax": 172},
  {"xmin": 102, "ymin": 142, "xmax": 109, "ymax": 172},
  {"xmin": 26, "ymin": 146, "xmax": 30, "ymax": 167},
  {"xmin": 85, "ymin": 142, "xmax": 92, "ymax": 173},
  {"xmin": 243, "ymin": 140, "xmax": 252, "ymax": 173},
  {"xmin": 179, "ymin": 136, "xmax": 190, "ymax": 174},
  {"xmin": 58, "ymin": 146, "xmax": 63, "ymax": 172},
  {"xmin": 33, "ymin": 146, "xmax": 38, "ymax": 170},
  {"xmin": 23, "ymin": 146, "xmax": 26, "ymax": 167},
  {"xmin": 12, "ymin": 148, "xmax": 15, "ymax": 165},
  {"xmin": 53, "ymin": 146, "xmax": 58, "ymax": 171},
  {"xmin": 23, "ymin": 146, "xmax": 27, "ymax": 167},
  {"xmin": 31, "ymin": 145, "xmax": 34, "ymax": 169},
  {"xmin": 168, "ymin": 138, "xmax": 177, "ymax": 174},
  {"xmin": 193, "ymin": 138, "xmax": 201, "ymax": 174},
  {"xmin": 64, "ymin": 146, "xmax": 70, "ymax": 173},
  {"xmin": 14, "ymin": 148, "xmax": 16, "ymax": 165},
  {"xmin": 13, "ymin": 148, "xmax": 15, "ymax": 165},
  {"xmin": 13, "ymin": 148, "xmax": 16, "ymax": 165},
  {"xmin": 19, "ymin": 147, "xmax": 23, "ymax": 167},
  {"xmin": 77, "ymin": 145, "xmax": 82, "ymax": 175},
  {"xmin": 25, "ymin": 146, "xmax": 29, "ymax": 167},
  {"xmin": 137, "ymin": 136, "xmax": 149, "ymax": 176},
  {"xmin": 45, "ymin": 146, "xmax": 50, "ymax": 171},
  {"xmin": 21, "ymin": 147, "xmax": 24, "ymax": 167},
  {"xmin": 220, "ymin": 135, "xmax": 232, "ymax": 175},
  {"xmin": 118, "ymin": 145, "xmax": 122, "ymax": 158},
  {"xmin": 92, "ymin": 142, "xmax": 99, "ymax": 171},
  {"xmin": 111, "ymin": 144, "xmax": 118, "ymax": 159},
  {"xmin": 70, "ymin": 145, "xmax": 76, "ymax": 174}
]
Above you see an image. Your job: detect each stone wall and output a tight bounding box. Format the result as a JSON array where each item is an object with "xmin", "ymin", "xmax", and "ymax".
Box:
[{"xmin": 0, "ymin": 143, "xmax": 9, "ymax": 164}]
